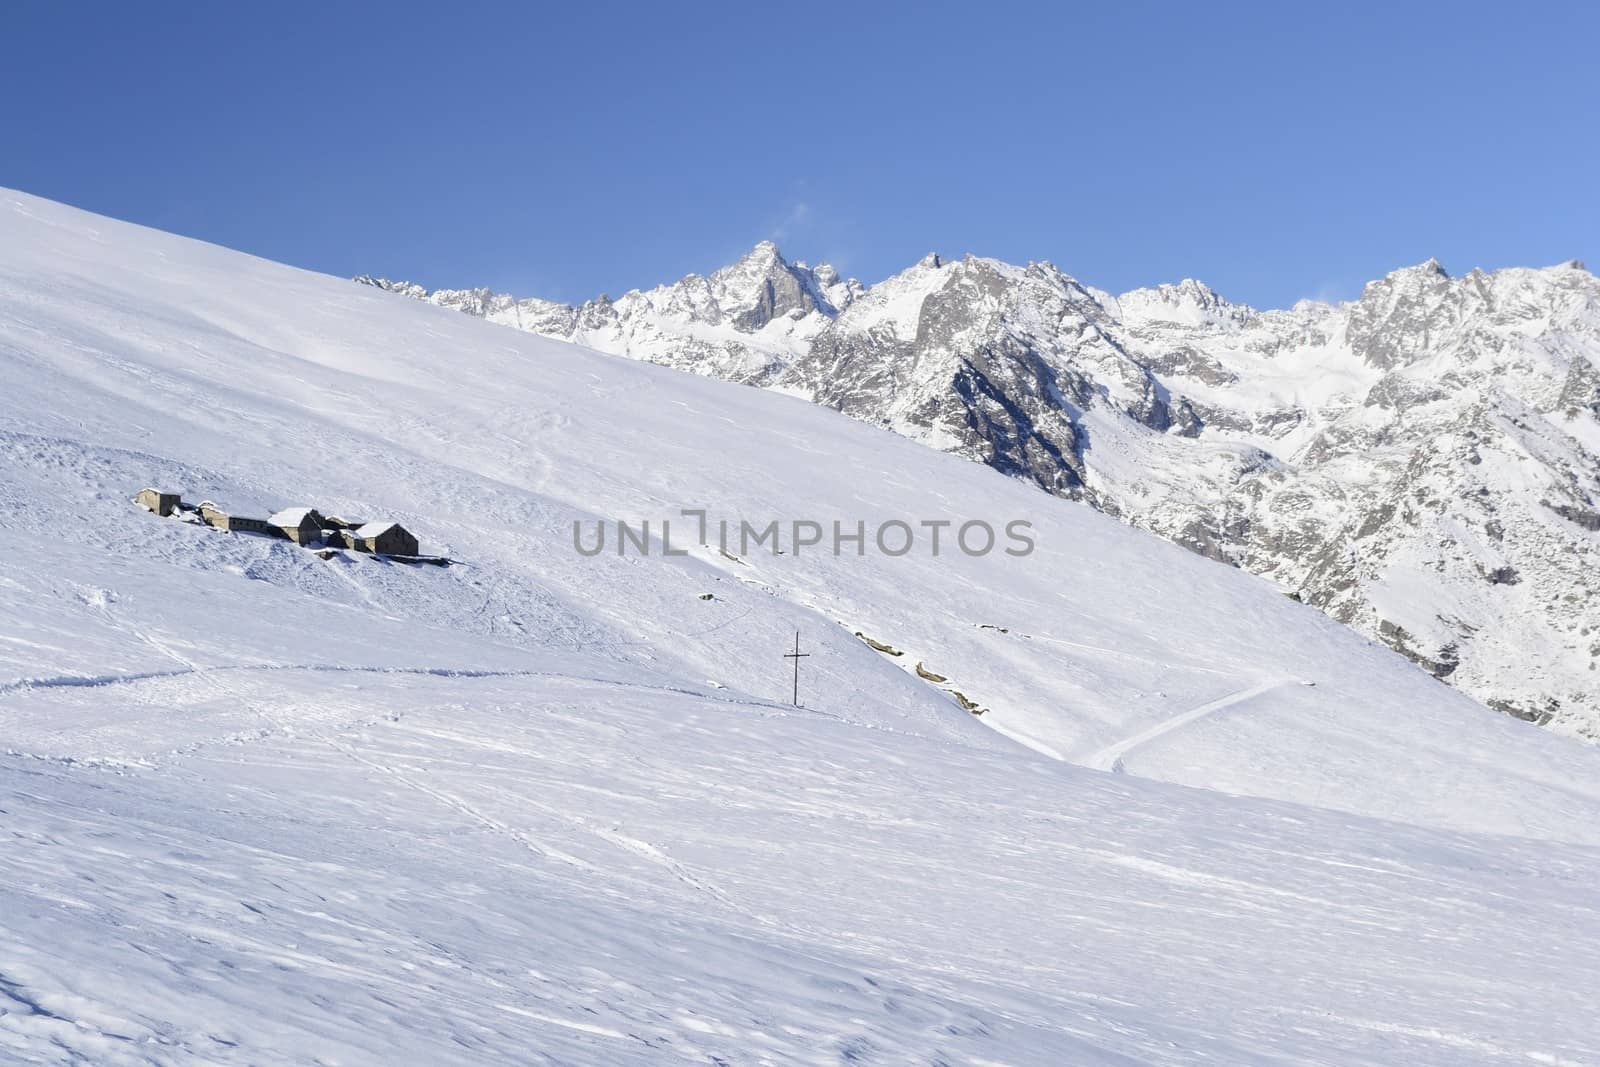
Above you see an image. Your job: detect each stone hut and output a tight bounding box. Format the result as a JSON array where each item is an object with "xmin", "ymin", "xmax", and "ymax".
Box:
[
  {"xmin": 136, "ymin": 488, "xmax": 180, "ymax": 517},
  {"xmin": 268, "ymin": 507, "xmax": 326, "ymax": 546},
  {"xmin": 199, "ymin": 503, "xmax": 270, "ymax": 535},
  {"xmin": 353, "ymin": 521, "xmax": 419, "ymax": 556}
]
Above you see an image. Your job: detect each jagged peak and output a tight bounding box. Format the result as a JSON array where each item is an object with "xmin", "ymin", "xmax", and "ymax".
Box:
[
  {"xmin": 952, "ymin": 252, "xmax": 1019, "ymax": 275},
  {"xmin": 1114, "ymin": 276, "xmax": 1254, "ymax": 327},
  {"xmin": 365, "ymin": 249, "xmax": 1594, "ymax": 341},
  {"xmin": 1389, "ymin": 258, "xmax": 1450, "ymax": 281},
  {"xmin": 1020, "ymin": 259, "xmax": 1090, "ymax": 291},
  {"xmin": 353, "ymin": 275, "xmax": 428, "ymax": 297},
  {"xmin": 1116, "ymin": 277, "xmax": 1230, "ymax": 305},
  {"xmin": 1173, "ymin": 277, "xmax": 1225, "ymax": 299},
  {"xmin": 1376, "ymin": 257, "xmax": 1596, "ymax": 289},
  {"xmin": 711, "ymin": 242, "xmax": 809, "ymax": 287},
  {"xmin": 1354, "ymin": 259, "xmax": 1455, "ymax": 307},
  {"xmin": 738, "ymin": 240, "xmax": 785, "ymax": 266}
]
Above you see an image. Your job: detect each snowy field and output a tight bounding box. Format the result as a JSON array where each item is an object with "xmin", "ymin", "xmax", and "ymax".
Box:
[{"xmin": 3, "ymin": 188, "xmax": 1600, "ymax": 1064}]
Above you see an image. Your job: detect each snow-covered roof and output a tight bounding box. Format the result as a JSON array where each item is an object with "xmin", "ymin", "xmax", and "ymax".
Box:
[
  {"xmin": 355, "ymin": 520, "xmax": 402, "ymax": 538},
  {"xmin": 268, "ymin": 507, "xmax": 319, "ymax": 527}
]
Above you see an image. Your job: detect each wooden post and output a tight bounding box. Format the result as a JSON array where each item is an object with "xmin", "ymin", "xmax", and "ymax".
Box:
[{"xmin": 783, "ymin": 630, "xmax": 810, "ymax": 707}]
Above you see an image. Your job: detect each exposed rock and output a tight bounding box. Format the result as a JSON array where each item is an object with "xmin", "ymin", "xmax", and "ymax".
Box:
[
  {"xmin": 855, "ymin": 632, "xmax": 903, "ymax": 656},
  {"xmin": 360, "ymin": 252, "xmax": 1600, "ymax": 737}
]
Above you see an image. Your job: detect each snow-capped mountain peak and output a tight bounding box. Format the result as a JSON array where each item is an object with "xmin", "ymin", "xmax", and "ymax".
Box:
[
  {"xmin": 1114, "ymin": 277, "xmax": 1253, "ymax": 329},
  {"xmin": 361, "ymin": 248, "xmax": 1600, "ymax": 736},
  {"xmin": 701, "ymin": 239, "xmax": 859, "ymax": 327}
]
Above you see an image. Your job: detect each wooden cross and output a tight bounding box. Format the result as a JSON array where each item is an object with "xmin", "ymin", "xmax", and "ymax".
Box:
[{"xmin": 784, "ymin": 630, "xmax": 810, "ymax": 707}]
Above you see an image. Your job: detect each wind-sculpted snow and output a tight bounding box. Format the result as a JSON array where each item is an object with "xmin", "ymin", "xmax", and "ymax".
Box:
[
  {"xmin": 9, "ymin": 677, "xmax": 1600, "ymax": 1066},
  {"xmin": 371, "ymin": 245, "xmax": 1600, "ymax": 736},
  {"xmin": 5, "ymin": 188, "xmax": 1600, "ymax": 1063}
]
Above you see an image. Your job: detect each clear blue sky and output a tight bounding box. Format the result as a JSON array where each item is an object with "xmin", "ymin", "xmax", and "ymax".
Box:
[{"xmin": 5, "ymin": 2, "xmax": 1595, "ymax": 308}]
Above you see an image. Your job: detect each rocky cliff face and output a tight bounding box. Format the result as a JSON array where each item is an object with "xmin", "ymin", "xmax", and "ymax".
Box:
[
  {"xmin": 1103, "ymin": 260, "xmax": 1600, "ymax": 732},
  {"xmin": 359, "ymin": 251, "xmax": 1600, "ymax": 737}
]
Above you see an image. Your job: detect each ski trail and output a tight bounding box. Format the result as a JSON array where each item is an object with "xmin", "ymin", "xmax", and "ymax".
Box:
[
  {"xmin": 0, "ymin": 661, "xmax": 802, "ymax": 715},
  {"xmin": 78, "ymin": 595, "xmax": 601, "ymax": 874},
  {"xmin": 323, "ymin": 553, "xmax": 383, "ymax": 611},
  {"xmin": 312, "ymin": 731, "xmax": 599, "ymax": 873},
  {"xmin": 353, "ymin": 728, "xmax": 818, "ymax": 936},
  {"xmin": 64, "ymin": 598, "xmax": 821, "ymax": 925},
  {"xmin": 583, "ymin": 823, "xmax": 822, "ymax": 941},
  {"xmin": 1083, "ymin": 679, "xmax": 1289, "ymax": 773},
  {"xmin": 35, "ymin": 593, "xmax": 878, "ymax": 931},
  {"xmin": 588, "ymin": 825, "xmax": 762, "ymax": 917},
  {"xmin": 132, "ymin": 624, "xmax": 607, "ymax": 876}
]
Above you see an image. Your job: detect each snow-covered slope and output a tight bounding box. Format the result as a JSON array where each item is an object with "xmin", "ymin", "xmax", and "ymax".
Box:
[
  {"xmin": 6, "ymin": 188, "xmax": 1600, "ymax": 1064},
  {"xmin": 372, "ymin": 249, "xmax": 1600, "ymax": 736}
]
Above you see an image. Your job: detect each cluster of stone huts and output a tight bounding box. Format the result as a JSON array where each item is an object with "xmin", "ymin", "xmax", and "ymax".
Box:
[{"xmin": 137, "ymin": 488, "xmax": 420, "ymax": 557}]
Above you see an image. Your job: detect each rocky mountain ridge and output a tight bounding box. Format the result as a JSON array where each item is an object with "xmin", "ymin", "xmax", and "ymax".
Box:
[{"xmin": 359, "ymin": 248, "xmax": 1600, "ymax": 735}]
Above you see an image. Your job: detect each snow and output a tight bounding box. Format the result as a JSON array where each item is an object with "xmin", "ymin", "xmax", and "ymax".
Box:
[
  {"xmin": 267, "ymin": 506, "xmax": 317, "ymax": 527},
  {"xmin": 353, "ymin": 520, "xmax": 398, "ymax": 538},
  {"xmin": 3, "ymin": 187, "xmax": 1600, "ymax": 1064},
  {"xmin": 826, "ymin": 252, "xmax": 952, "ymax": 339},
  {"xmin": 378, "ymin": 244, "xmax": 1600, "ymax": 732},
  {"xmin": 1114, "ymin": 278, "xmax": 1256, "ymax": 330}
]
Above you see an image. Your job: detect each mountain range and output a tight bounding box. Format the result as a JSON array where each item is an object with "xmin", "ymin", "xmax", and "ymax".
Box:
[
  {"xmin": 361, "ymin": 246, "xmax": 1600, "ymax": 736},
  {"xmin": 9, "ymin": 187, "xmax": 1600, "ymax": 1063}
]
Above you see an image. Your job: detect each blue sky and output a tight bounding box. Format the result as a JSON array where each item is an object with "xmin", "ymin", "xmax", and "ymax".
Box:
[{"xmin": 6, "ymin": 2, "xmax": 1595, "ymax": 308}]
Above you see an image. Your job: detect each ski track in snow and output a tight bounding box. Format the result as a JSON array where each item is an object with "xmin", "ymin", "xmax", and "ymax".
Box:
[{"xmin": 1083, "ymin": 679, "xmax": 1293, "ymax": 773}]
